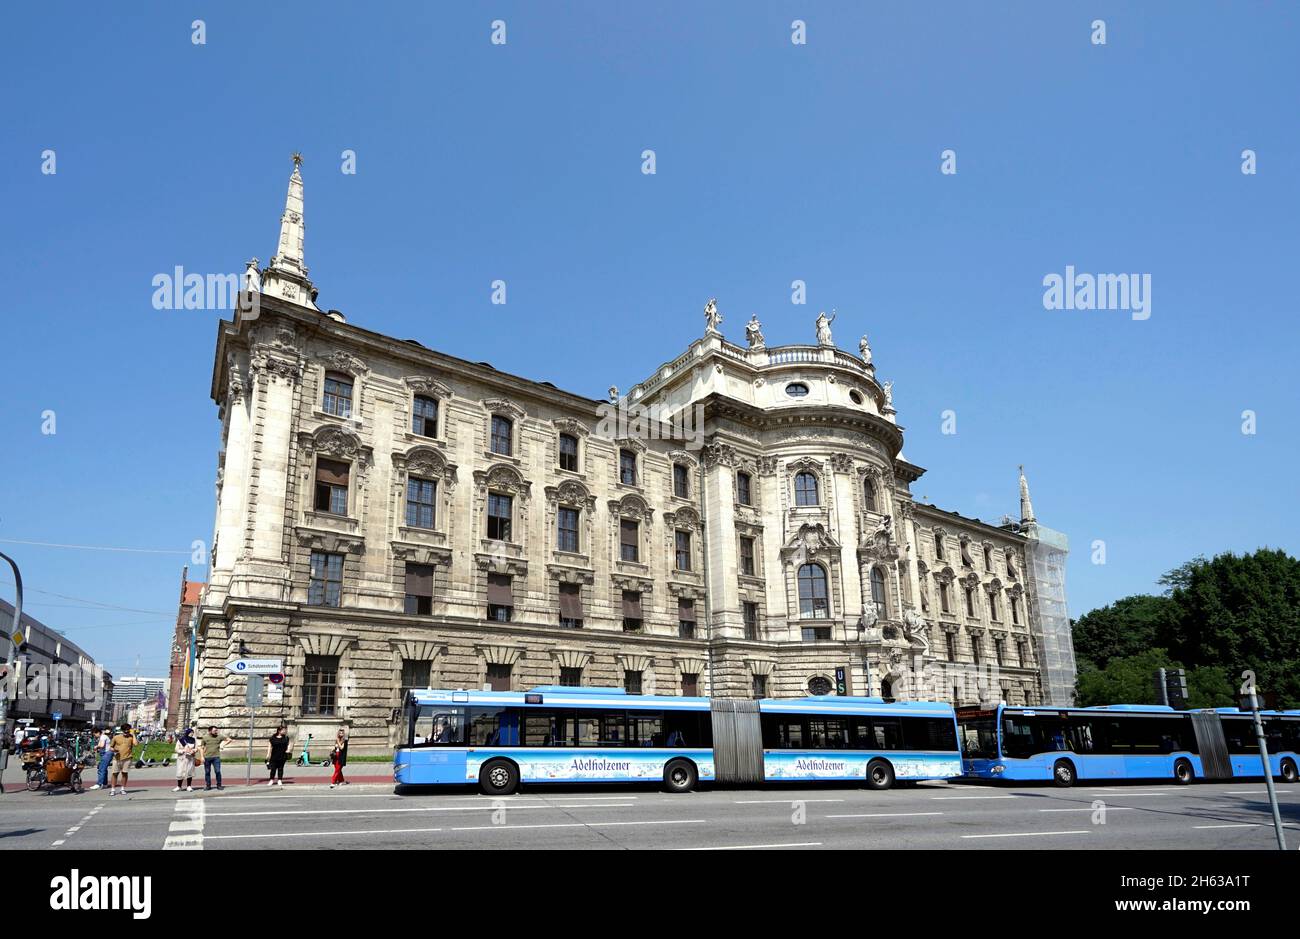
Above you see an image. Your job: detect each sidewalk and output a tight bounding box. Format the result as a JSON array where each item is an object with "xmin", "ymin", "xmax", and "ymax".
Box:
[{"xmin": 1, "ymin": 757, "xmax": 392, "ymax": 793}]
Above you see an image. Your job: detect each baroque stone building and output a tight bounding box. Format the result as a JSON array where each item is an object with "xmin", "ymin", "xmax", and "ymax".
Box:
[{"xmin": 194, "ymin": 160, "xmax": 1073, "ymax": 752}]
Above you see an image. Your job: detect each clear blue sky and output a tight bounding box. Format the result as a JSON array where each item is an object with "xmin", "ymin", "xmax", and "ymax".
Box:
[{"xmin": 1, "ymin": 2, "xmax": 1297, "ymax": 679}]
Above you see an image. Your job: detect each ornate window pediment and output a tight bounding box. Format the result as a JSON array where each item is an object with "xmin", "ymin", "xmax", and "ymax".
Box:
[
  {"xmin": 609, "ymin": 493, "xmax": 653, "ymax": 522},
  {"xmin": 961, "ymin": 571, "xmax": 981, "ymax": 589},
  {"xmin": 316, "ymin": 350, "xmax": 369, "ymax": 377},
  {"xmin": 406, "ymin": 375, "xmax": 451, "ymax": 399},
  {"xmin": 668, "ymin": 449, "xmax": 699, "ymax": 469},
  {"xmin": 615, "ymin": 436, "xmax": 647, "ymax": 455},
  {"xmin": 299, "ymin": 424, "xmax": 372, "ymax": 468},
  {"xmin": 781, "ymin": 522, "xmax": 841, "ymax": 562},
  {"xmin": 932, "ymin": 565, "xmax": 956, "ymax": 584},
  {"xmin": 1006, "ymin": 582, "xmax": 1024, "ymax": 599},
  {"xmin": 294, "ymin": 528, "xmax": 363, "ymax": 555},
  {"xmin": 553, "ymin": 418, "xmax": 589, "ymax": 438},
  {"xmin": 546, "ymin": 479, "xmax": 596, "ymax": 510},
  {"xmin": 786, "ymin": 457, "xmax": 823, "ymax": 476},
  {"xmin": 394, "ymin": 445, "xmax": 457, "ymax": 484},
  {"xmin": 474, "ymin": 462, "xmax": 531, "ymax": 499},
  {"xmin": 665, "ymin": 506, "xmax": 701, "ymax": 530},
  {"xmin": 985, "ymin": 576, "xmax": 1004, "ymax": 594},
  {"xmin": 483, "ymin": 398, "xmax": 525, "ymax": 419}
]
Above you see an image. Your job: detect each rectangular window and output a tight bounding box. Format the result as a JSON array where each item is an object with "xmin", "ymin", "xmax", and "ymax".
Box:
[
  {"xmin": 308, "ymin": 551, "xmax": 344, "ymax": 607},
  {"xmin": 490, "ymin": 416, "xmax": 512, "ymax": 455},
  {"xmin": 939, "ymin": 583, "xmax": 951, "ymax": 614},
  {"xmin": 1010, "ymin": 596, "xmax": 1020, "ymax": 625},
  {"xmin": 964, "ymin": 587, "xmax": 975, "ymax": 617},
  {"xmin": 624, "ymin": 670, "xmax": 643, "ymax": 695},
  {"xmin": 559, "ymin": 666, "xmax": 582, "ymax": 687},
  {"xmin": 751, "ymin": 674, "xmax": 767, "ymax": 699},
  {"xmin": 314, "ymin": 459, "xmax": 349, "ymax": 515},
  {"xmin": 736, "ymin": 471, "xmax": 752, "ymax": 506},
  {"xmin": 322, "ymin": 373, "xmax": 352, "ymax": 418},
  {"xmin": 486, "ymin": 573, "xmax": 513, "ymax": 622},
  {"xmin": 558, "ymin": 434, "xmax": 578, "ymax": 471},
  {"xmin": 622, "ymin": 590, "xmax": 642, "ymax": 631},
  {"xmin": 678, "ymin": 598, "xmax": 696, "ymax": 639},
  {"xmin": 399, "ymin": 658, "xmax": 429, "ymax": 705},
  {"xmin": 487, "ymin": 493, "xmax": 513, "ymax": 541},
  {"xmin": 674, "ymin": 530, "xmax": 692, "ymax": 571},
  {"xmin": 971, "ymin": 635, "xmax": 982, "ymax": 666},
  {"xmin": 946, "ymin": 632, "xmax": 957, "ymax": 662},
  {"xmin": 404, "ymin": 562, "xmax": 434, "ymax": 615},
  {"xmin": 995, "ymin": 636, "xmax": 1005, "ymax": 667},
  {"xmin": 558, "ymin": 582, "xmax": 583, "ymax": 628},
  {"xmin": 557, "ymin": 506, "xmax": 580, "ymax": 553},
  {"xmin": 619, "ymin": 519, "xmax": 639, "ymax": 562},
  {"xmin": 673, "ymin": 464, "xmax": 689, "ymax": 498},
  {"xmin": 619, "ymin": 450, "xmax": 637, "ymax": 485},
  {"xmin": 405, "ymin": 476, "xmax": 437, "ymax": 529},
  {"xmin": 739, "ymin": 536, "xmax": 755, "ymax": 576},
  {"xmin": 412, "ymin": 395, "xmax": 438, "ymax": 437},
  {"xmin": 933, "ymin": 532, "xmax": 945, "ymax": 560},
  {"xmin": 743, "ymin": 601, "xmax": 759, "ymax": 640},
  {"xmin": 485, "ymin": 664, "xmax": 511, "ymax": 692},
  {"xmin": 801, "ymin": 626, "xmax": 831, "ymax": 642},
  {"xmin": 989, "ymin": 593, "xmax": 1000, "ymax": 621},
  {"xmin": 1017, "ymin": 639, "xmax": 1027, "ymax": 668},
  {"xmin": 302, "ymin": 655, "xmax": 338, "ymax": 716},
  {"xmin": 681, "ymin": 673, "xmax": 699, "ymax": 697}
]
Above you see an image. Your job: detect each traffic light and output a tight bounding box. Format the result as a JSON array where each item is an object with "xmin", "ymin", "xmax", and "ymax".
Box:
[{"xmin": 1155, "ymin": 668, "xmax": 1188, "ymax": 708}]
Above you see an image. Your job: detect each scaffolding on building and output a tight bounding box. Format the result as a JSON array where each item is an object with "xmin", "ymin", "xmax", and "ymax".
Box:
[{"xmin": 1023, "ymin": 522, "xmax": 1076, "ymax": 706}]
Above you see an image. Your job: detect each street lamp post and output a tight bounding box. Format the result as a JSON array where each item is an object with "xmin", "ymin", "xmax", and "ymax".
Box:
[{"xmin": 0, "ymin": 551, "xmax": 25, "ymax": 775}]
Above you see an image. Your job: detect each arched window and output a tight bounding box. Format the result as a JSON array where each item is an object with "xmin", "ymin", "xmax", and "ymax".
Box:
[
  {"xmin": 863, "ymin": 476, "xmax": 877, "ymax": 512},
  {"xmin": 870, "ymin": 567, "xmax": 887, "ymax": 619},
  {"xmin": 797, "ymin": 563, "xmax": 829, "ymax": 618},
  {"xmin": 794, "ymin": 471, "xmax": 819, "ymax": 506}
]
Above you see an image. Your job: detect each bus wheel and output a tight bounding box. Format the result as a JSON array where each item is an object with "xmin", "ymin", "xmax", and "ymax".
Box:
[
  {"xmin": 663, "ymin": 759, "xmax": 697, "ymax": 794},
  {"xmin": 865, "ymin": 759, "xmax": 895, "ymax": 791},
  {"xmin": 1051, "ymin": 759, "xmax": 1076, "ymax": 788},
  {"xmin": 1281, "ymin": 758, "xmax": 1298, "ymax": 784},
  {"xmin": 1173, "ymin": 759, "xmax": 1194, "ymax": 785},
  {"xmin": 479, "ymin": 759, "xmax": 519, "ymax": 796}
]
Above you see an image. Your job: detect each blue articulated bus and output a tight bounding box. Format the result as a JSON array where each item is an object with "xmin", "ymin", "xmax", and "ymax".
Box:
[
  {"xmin": 957, "ymin": 703, "xmax": 1300, "ymax": 787},
  {"xmin": 395, "ymin": 686, "xmax": 961, "ymax": 794}
]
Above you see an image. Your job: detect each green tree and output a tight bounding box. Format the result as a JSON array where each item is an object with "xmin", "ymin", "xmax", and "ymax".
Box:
[{"xmin": 1071, "ymin": 594, "xmax": 1175, "ymax": 670}]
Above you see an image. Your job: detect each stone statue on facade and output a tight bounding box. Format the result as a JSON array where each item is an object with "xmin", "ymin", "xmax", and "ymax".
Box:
[
  {"xmin": 607, "ymin": 385, "xmax": 619, "ymax": 404},
  {"xmin": 859, "ymin": 333, "xmax": 872, "ymax": 366},
  {"xmin": 703, "ymin": 298, "xmax": 722, "ymax": 334},
  {"xmin": 882, "ymin": 380, "xmax": 894, "ymax": 409},
  {"xmin": 745, "ymin": 314, "xmax": 765, "ymax": 350},
  {"xmin": 815, "ymin": 310, "xmax": 836, "ymax": 346}
]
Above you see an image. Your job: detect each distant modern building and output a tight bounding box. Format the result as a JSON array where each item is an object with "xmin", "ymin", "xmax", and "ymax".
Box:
[
  {"xmin": 109, "ymin": 676, "xmax": 167, "ymax": 726},
  {"xmin": 166, "ymin": 570, "xmax": 205, "ymax": 730},
  {"xmin": 1, "ymin": 599, "xmax": 112, "ymax": 734},
  {"xmin": 194, "ymin": 158, "xmax": 1075, "ymax": 753}
]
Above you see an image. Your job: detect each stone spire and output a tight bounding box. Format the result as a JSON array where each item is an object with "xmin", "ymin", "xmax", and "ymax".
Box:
[
  {"xmin": 261, "ymin": 153, "xmax": 319, "ymax": 310},
  {"xmin": 1018, "ymin": 464, "xmax": 1036, "ymax": 524}
]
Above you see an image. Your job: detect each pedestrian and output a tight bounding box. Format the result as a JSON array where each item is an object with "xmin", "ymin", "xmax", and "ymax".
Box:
[
  {"xmin": 199, "ymin": 726, "xmax": 232, "ymax": 790},
  {"xmin": 91, "ymin": 726, "xmax": 112, "ymax": 790},
  {"xmin": 109, "ymin": 723, "xmax": 136, "ymax": 796},
  {"xmin": 265, "ymin": 724, "xmax": 290, "ymax": 786},
  {"xmin": 329, "ymin": 728, "xmax": 349, "ymax": 788},
  {"xmin": 173, "ymin": 728, "xmax": 197, "ymax": 792}
]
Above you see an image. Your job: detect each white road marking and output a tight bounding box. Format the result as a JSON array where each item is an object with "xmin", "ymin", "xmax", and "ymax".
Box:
[
  {"xmin": 961, "ymin": 830, "xmax": 1091, "ymax": 839},
  {"xmin": 50, "ymin": 839, "xmax": 65, "ymax": 846},
  {"xmin": 1227, "ymin": 790, "xmax": 1294, "ymax": 795},
  {"xmin": 52, "ymin": 802, "xmax": 104, "ymax": 848},
  {"xmin": 826, "ymin": 812, "xmax": 944, "ymax": 819},
  {"xmin": 680, "ymin": 842, "xmax": 822, "ymax": 850},
  {"xmin": 163, "ymin": 799, "xmax": 205, "ymax": 850},
  {"xmin": 1039, "ymin": 807, "xmax": 1136, "ymax": 813},
  {"xmin": 1193, "ymin": 823, "xmax": 1259, "ymax": 830},
  {"xmin": 206, "ymin": 802, "xmax": 638, "ymax": 818},
  {"xmin": 734, "ymin": 799, "xmax": 845, "ymax": 804},
  {"xmin": 449, "ymin": 819, "xmax": 706, "ymax": 832},
  {"xmin": 931, "ymin": 795, "xmax": 1019, "ymax": 800},
  {"xmin": 207, "ymin": 827, "xmax": 446, "ymax": 840}
]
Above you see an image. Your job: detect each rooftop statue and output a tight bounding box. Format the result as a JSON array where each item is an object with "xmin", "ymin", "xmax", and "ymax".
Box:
[
  {"xmin": 745, "ymin": 314, "xmax": 765, "ymax": 350},
  {"xmin": 703, "ymin": 298, "xmax": 722, "ymax": 334},
  {"xmin": 859, "ymin": 333, "xmax": 872, "ymax": 366},
  {"xmin": 815, "ymin": 310, "xmax": 836, "ymax": 346}
]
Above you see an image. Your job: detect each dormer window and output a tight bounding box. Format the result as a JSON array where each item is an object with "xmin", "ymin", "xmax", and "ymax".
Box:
[
  {"xmin": 412, "ymin": 395, "xmax": 438, "ymax": 437},
  {"xmin": 322, "ymin": 372, "xmax": 353, "ymax": 418}
]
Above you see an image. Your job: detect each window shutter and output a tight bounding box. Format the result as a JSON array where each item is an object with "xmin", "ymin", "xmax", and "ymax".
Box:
[
  {"xmin": 316, "ymin": 459, "xmax": 350, "ymax": 486},
  {"xmin": 678, "ymin": 598, "xmax": 696, "ymax": 622},
  {"xmin": 622, "ymin": 590, "xmax": 642, "ymax": 618},
  {"xmin": 405, "ymin": 563, "xmax": 434, "ymax": 596},
  {"xmin": 486, "ymin": 573, "xmax": 513, "ymax": 605},
  {"xmin": 558, "ymin": 583, "xmax": 583, "ymax": 619}
]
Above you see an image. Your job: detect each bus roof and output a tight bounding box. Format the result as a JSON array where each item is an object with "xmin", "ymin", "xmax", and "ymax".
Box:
[
  {"xmin": 977, "ymin": 703, "xmax": 1300, "ymax": 719},
  {"xmin": 406, "ymin": 687, "xmax": 955, "ymax": 716}
]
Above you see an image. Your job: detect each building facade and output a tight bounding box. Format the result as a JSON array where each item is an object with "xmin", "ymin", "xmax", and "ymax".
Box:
[
  {"xmin": 1, "ymin": 600, "xmax": 113, "ymax": 735},
  {"xmin": 194, "ymin": 160, "xmax": 1074, "ymax": 752},
  {"xmin": 165, "ymin": 571, "xmax": 204, "ymax": 731}
]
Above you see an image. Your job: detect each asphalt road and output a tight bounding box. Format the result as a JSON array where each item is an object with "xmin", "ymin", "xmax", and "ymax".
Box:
[{"xmin": 3, "ymin": 778, "xmax": 1299, "ymax": 850}]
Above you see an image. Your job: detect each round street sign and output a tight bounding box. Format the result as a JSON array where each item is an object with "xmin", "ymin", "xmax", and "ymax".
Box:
[{"xmin": 268, "ymin": 673, "xmax": 284, "ymax": 684}]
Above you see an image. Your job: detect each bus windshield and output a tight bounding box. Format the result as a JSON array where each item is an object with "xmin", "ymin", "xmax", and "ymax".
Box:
[{"xmin": 960, "ymin": 717, "xmax": 998, "ymax": 759}]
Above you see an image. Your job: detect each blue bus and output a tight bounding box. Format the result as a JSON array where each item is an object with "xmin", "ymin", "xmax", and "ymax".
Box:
[
  {"xmin": 395, "ymin": 686, "xmax": 961, "ymax": 794},
  {"xmin": 957, "ymin": 703, "xmax": 1300, "ymax": 787}
]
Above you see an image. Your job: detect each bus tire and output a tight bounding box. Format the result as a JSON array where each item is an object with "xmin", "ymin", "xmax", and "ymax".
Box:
[
  {"xmin": 1173, "ymin": 759, "xmax": 1194, "ymax": 785},
  {"xmin": 1281, "ymin": 758, "xmax": 1298, "ymax": 784},
  {"xmin": 1051, "ymin": 759, "xmax": 1076, "ymax": 788},
  {"xmin": 479, "ymin": 759, "xmax": 519, "ymax": 796},
  {"xmin": 663, "ymin": 759, "xmax": 697, "ymax": 794},
  {"xmin": 865, "ymin": 759, "xmax": 896, "ymax": 791}
]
